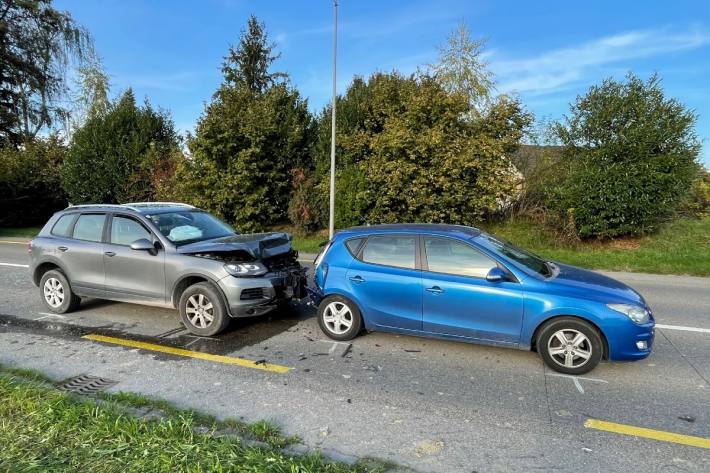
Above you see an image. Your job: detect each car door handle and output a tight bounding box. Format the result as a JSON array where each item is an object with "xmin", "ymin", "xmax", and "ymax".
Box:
[
  {"xmin": 349, "ymin": 275, "xmax": 365, "ymax": 284},
  {"xmin": 57, "ymin": 246, "xmax": 68, "ymax": 252},
  {"xmin": 104, "ymin": 251, "xmax": 116, "ymax": 257},
  {"xmin": 426, "ymin": 286, "xmax": 444, "ymax": 294}
]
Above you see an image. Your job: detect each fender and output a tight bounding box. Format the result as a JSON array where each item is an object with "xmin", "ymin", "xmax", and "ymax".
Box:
[
  {"xmin": 521, "ymin": 306, "xmax": 610, "ymax": 351},
  {"xmin": 31, "ymin": 256, "xmax": 71, "ymax": 286},
  {"xmin": 170, "ymin": 271, "xmax": 232, "ymax": 315}
]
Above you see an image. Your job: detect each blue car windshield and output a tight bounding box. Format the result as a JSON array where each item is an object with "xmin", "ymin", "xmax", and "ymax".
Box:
[
  {"xmin": 148, "ymin": 211, "xmax": 236, "ymax": 245},
  {"xmin": 479, "ymin": 234, "xmax": 552, "ymax": 277}
]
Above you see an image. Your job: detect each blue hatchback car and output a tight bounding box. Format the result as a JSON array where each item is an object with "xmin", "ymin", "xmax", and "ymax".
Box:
[{"xmin": 309, "ymin": 224, "xmax": 654, "ymax": 374}]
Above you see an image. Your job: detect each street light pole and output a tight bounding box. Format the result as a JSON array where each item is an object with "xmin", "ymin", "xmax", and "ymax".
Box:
[{"xmin": 329, "ymin": 0, "xmax": 338, "ymax": 240}]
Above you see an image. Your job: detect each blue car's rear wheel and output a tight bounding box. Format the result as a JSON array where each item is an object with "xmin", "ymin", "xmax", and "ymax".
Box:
[
  {"xmin": 318, "ymin": 296, "xmax": 362, "ymax": 341},
  {"xmin": 537, "ymin": 317, "xmax": 603, "ymax": 374}
]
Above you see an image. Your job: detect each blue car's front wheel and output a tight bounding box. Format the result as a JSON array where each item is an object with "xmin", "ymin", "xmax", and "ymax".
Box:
[{"xmin": 537, "ymin": 317, "xmax": 603, "ymax": 374}]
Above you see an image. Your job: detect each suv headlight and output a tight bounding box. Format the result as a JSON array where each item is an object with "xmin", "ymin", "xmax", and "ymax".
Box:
[
  {"xmin": 224, "ymin": 262, "xmax": 267, "ymax": 277},
  {"xmin": 607, "ymin": 303, "xmax": 650, "ymax": 324}
]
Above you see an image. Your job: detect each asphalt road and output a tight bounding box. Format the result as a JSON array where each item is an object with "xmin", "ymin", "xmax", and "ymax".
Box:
[{"xmin": 1, "ymin": 239, "xmax": 709, "ymax": 472}]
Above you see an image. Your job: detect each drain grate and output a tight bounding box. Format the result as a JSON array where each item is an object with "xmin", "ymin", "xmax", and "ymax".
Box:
[{"xmin": 58, "ymin": 374, "xmax": 117, "ymax": 395}]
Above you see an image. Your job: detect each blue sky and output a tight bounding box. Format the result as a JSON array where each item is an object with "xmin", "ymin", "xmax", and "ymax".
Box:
[{"xmin": 56, "ymin": 0, "xmax": 710, "ymax": 165}]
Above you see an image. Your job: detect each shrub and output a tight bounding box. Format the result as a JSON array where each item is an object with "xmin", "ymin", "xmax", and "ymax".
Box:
[
  {"xmin": 550, "ymin": 74, "xmax": 701, "ymax": 238},
  {"xmin": 310, "ymin": 72, "xmax": 530, "ymax": 228},
  {"xmin": 62, "ymin": 90, "xmax": 181, "ymax": 204},
  {"xmin": 0, "ymin": 137, "xmax": 67, "ymax": 226},
  {"xmin": 679, "ymin": 170, "xmax": 710, "ymax": 218},
  {"xmin": 287, "ymin": 168, "xmax": 325, "ymax": 232}
]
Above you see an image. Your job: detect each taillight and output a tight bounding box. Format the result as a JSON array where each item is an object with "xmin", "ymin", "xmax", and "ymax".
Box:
[{"xmin": 28, "ymin": 240, "xmax": 33, "ymax": 253}]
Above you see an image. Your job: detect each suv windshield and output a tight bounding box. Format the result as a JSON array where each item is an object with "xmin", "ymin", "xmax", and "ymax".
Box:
[
  {"xmin": 148, "ymin": 211, "xmax": 236, "ymax": 245},
  {"xmin": 479, "ymin": 234, "xmax": 552, "ymax": 277}
]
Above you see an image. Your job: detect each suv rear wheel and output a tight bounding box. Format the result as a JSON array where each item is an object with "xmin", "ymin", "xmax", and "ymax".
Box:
[
  {"xmin": 39, "ymin": 269, "xmax": 81, "ymax": 314},
  {"xmin": 178, "ymin": 282, "xmax": 229, "ymax": 336},
  {"xmin": 537, "ymin": 317, "xmax": 603, "ymax": 374}
]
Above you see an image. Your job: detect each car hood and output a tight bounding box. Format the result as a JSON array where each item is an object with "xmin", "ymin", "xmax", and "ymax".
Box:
[
  {"xmin": 550, "ymin": 263, "xmax": 645, "ymax": 306},
  {"xmin": 177, "ymin": 232, "xmax": 293, "ymax": 260}
]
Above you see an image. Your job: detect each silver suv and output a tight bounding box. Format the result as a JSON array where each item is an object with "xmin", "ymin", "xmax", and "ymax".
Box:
[{"xmin": 29, "ymin": 202, "xmax": 306, "ymax": 336}]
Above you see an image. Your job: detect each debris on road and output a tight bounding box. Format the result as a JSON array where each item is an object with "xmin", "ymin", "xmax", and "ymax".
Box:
[
  {"xmin": 414, "ymin": 439, "xmax": 444, "ymax": 457},
  {"xmin": 678, "ymin": 415, "xmax": 696, "ymax": 423}
]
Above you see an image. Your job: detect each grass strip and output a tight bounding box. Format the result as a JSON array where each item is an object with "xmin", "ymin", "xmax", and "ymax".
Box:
[{"xmin": 0, "ymin": 367, "xmax": 391, "ymax": 472}]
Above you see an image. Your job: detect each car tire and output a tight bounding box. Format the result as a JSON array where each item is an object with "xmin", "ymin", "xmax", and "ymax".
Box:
[
  {"xmin": 179, "ymin": 282, "xmax": 230, "ymax": 336},
  {"xmin": 39, "ymin": 269, "xmax": 80, "ymax": 314},
  {"xmin": 537, "ymin": 317, "xmax": 603, "ymax": 375},
  {"xmin": 317, "ymin": 295, "xmax": 362, "ymax": 341}
]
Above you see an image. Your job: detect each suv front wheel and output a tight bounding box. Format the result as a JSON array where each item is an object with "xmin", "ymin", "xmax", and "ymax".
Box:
[
  {"xmin": 39, "ymin": 269, "xmax": 81, "ymax": 314},
  {"xmin": 178, "ymin": 282, "xmax": 230, "ymax": 336}
]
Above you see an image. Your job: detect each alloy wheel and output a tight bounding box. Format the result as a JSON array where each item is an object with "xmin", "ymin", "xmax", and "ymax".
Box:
[
  {"xmin": 323, "ymin": 301, "xmax": 353, "ymax": 335},
  {"xmin": 185, "ymin": 293, "xmax": 214, "ymax": 329},
  {"xmin": 43, "ymin": 277, "xmax": 65, "ymax": 308},
  {"xmin": 547, "ymin": 328, "xmax": 592, "ymax": 369}
]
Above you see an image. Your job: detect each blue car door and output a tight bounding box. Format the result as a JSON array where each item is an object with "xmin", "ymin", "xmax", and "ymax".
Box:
[
  {"xmin": 421, "ymin": 236, "xmax": 524, "ymax": 345},
  {"xmin": 345, "ymin": 234, "xmax": 423, "ymax": 331}
]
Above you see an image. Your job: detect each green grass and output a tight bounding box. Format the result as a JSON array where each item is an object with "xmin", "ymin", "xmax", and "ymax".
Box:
[
  {"xmin": 0, "ymin": 226, "xmax": 41, "ymax": 238},
  {"xmin": 482, "ymin": 217, "xmax": 710, "ymax": 277},
  {"xmin": 0, "ymin": 368, "xmax": 390, "ymax": 473}
]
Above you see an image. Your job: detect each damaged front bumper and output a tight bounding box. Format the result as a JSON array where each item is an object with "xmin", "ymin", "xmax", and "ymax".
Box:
[{"xmin": 219, "ymin": 268, "xmax": 307, "ymax": 318}]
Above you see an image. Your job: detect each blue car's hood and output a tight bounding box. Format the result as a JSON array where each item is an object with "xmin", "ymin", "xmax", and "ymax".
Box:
[{"xmin": 550, "ymin": 263, "xmax": 645, "ymax": 305}]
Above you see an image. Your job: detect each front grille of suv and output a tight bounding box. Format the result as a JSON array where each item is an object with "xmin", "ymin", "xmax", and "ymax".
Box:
[{"xmin": 240, "ymin": 287, "xmax": 268, "ymax": 300}]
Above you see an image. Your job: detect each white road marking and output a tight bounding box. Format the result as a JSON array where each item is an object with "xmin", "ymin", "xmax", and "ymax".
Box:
[
  {"xmin": 546, "ymin": 372, "xmax": 609, "ymax": 394},
  {"xmin": 545, "ymin": 372, "xmax": 609, "ymax": 384},
  {"xmin": 35, "ymin": 312, "xmax": 67, "ymax": 320},
  {"xmin": 0, "ymin": 262, "xmax": 29, "ymax": 268},
  {"xmin": 573, "ymin": 377, "xmax": 585, "ymax": 394},
  {"xmin": 656, "ymin": 324, "xmax": 710, "ymax": 334}
]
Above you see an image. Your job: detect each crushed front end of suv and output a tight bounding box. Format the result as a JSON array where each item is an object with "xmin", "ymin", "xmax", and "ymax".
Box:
[{"xmin": 29, "ymin": 202, "xmax": 306, "ymax": 336}]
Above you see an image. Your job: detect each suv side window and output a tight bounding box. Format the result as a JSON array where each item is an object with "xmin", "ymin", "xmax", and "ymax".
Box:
[
  {"xmin": 424, "ymin": 237, "xmax": 497, "ymax": 278},
  {"xmin": 110, "ymin": 216, "xmax": 151, "ymax": 246},
  {"xmin": 361, "ymin": 235, "xmax": 416, "ymax": 269},
  {"xmin": 51, "ymin": 214, "xmax": 76, "ymax": 237},
  {"xmin": 72, "ymin": 214, "xmax": 106, "ymax": 242}
]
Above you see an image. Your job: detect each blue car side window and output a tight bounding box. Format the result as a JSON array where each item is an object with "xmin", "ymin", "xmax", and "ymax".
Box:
[
  {"xmin": 361, "ymin": 235, "xmax": 416, "ymax": 269},
  {"xmin": 424, "ymin": 237, "xmax": 496, "ymax": 278}
]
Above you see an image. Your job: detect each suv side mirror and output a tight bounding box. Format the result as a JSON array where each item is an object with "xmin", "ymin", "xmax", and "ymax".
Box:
[
  {"xmin": 130, "ymin": 238, "xmax": 154, "ymax": 252},
  {"xmin": 486, "ymin": 267, "xmax": 508, "ymax": 282}
]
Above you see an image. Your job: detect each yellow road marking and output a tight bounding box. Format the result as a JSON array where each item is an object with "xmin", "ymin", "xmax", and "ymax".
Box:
[
  {"xmin": 82, "ymin": 334, "xmax": 290, "ymax": 374},
  {"xmin": 585, "ymin": 419, "xmax": 710, "ymax": 449},
  {"xmin": 0, "ymin": 240, "xmax": 28, "ymax": 244}
]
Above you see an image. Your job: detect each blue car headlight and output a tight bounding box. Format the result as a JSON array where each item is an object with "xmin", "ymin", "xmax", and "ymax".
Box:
[
  {"xmin": 607, "ymin": 303, "xmax": 650, "ymax": 324},
  {"xmin": 224, "ymin": 262, "xmax": 267, "ymax": 277}
]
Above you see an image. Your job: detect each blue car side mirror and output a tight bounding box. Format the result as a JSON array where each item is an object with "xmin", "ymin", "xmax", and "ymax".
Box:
[{"xmin": 486, "ymin": 267, "xmax": 508, "ymax": 282}]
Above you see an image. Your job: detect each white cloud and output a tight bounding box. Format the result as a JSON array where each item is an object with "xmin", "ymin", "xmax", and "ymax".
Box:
[
  {"xmin": 115, "ymin": 70, "xmax": 211, "ymax": 92},
  {"xmin": 494, "ymin": 26, "xmax": 710, "ymax": 95}
]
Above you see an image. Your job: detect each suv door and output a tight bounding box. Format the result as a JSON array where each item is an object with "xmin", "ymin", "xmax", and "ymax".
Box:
[
  {"xmin": 64, "ymin": 213, "xmax": 108, "ymax": 297},
  {"xmin": 421, "ymin": 236, "xmax": 524, "ymax": 345},
  {"xmin": 345, "ymin": 234, "xmax": 422, "ymax": 331},
  {"xmin": 103, "ymin": 214, "xmax": 166, "ymax": 303}
]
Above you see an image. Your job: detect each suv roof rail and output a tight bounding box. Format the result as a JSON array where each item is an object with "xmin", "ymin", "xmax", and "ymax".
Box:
[
  {"xmin": 66, "ymin": 203, "xmax": 140, "ymax": 211},
  {"xmin": 123, "ymin": 202, "xmax": 195, "ymax": 209}
]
